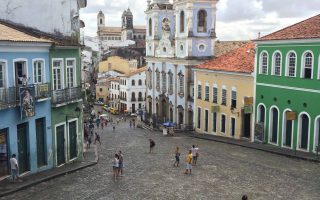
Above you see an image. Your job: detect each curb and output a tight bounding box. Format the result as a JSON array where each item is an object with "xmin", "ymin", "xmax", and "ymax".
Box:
[
  {"xmin": 188, "ymin": 134, "xmax": 320, "ymax": 163},
  {"xmin": 0, "ymin": 161, "xmax": 97, "ymax": 198}
]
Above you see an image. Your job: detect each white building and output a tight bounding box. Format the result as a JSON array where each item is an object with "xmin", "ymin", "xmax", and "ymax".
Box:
[
  {"xmin": 109, "ymin": 77, "xmax": 120, "ymax": 109},
  {"xmin": 145, "ymin": 0, "xmax": 218, "ymax": 127},
  {"xmin": 119, "ymin": 67, "xmax": 147, "ymax": 113},
  {"xmin": 0, "ymin": 0, "xmax": 87, "ymax": 37}
]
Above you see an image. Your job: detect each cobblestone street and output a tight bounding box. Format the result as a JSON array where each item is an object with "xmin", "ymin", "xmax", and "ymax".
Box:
[{"xmin": 3, "ymin": 119, "xmax": 320, "ymax": 200}]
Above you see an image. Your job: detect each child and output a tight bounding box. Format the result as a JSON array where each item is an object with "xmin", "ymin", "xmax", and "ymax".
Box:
[{"xmin": 173, "ymin": 147, "xmax": 180, "ymax": 167}]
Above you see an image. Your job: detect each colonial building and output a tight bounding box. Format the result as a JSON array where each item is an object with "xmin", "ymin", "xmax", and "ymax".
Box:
[
  {"xmin": 109, "ymin": 77, "xmax": 120, "ymax": 109},
  {"xmin": 98, "ymin": 56, "xmax": 138, "ymax": 74},
  {"xmin": 119, "ymin": 67, "xmax": 147, "ymax": 113},
  {"xmin": 0, "ymin": 23, "xmax": 53, "ymax": 179},
  {"xmin": 193, "ymin": 43, "xmax": 255, "ymax": 139},
  {"xmin": 145, "ymin": 0, "xmax": 218, "ymax": 126},
  {"xmin": 255, "ymin": 14, "xmax": 320, "ymax": 153}
]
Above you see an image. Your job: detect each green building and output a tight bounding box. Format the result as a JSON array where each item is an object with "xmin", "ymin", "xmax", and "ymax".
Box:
[
  {"xmin": 50, "ymin": 44, "xmax": 84, "ymax": 166},
  {"xmin": 255, "ymin": 14, "xmax": 320, "ymax": 153}
]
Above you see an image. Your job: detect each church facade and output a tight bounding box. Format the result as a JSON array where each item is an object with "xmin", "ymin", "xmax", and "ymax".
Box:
[{"xmin": 145, "ymin": 0, "xmax": 218, "ymax": 127}]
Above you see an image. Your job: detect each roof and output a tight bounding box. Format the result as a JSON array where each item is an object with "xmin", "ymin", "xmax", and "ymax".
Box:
[
  {"xmin": 259, "ymin": 14, "xmax": 320, "ymax": 41},
  {"xmin": 215, "ymin": 40, "xmax": 249, "ymax": 57},
  {"xmin": 0, "ymin": 23, "xmax": 51, "ymax": 43},
  {"xmin": 99, "ymin": 26, "xmax": 122, "ymax": 34},
  {"xmin": 125, "ymin": 67, "xmax": 146, "ymax": 77},
  {"xmin": 109, "ymin": 77, "xmax": 120, "ymax": 82},
  {"xmin": 195, "ymin": 42, "xmax": 255, "ymax": 74},
  {"xmin": 134, "ymin": 25, "xmax": 146, "ymax": 30}
]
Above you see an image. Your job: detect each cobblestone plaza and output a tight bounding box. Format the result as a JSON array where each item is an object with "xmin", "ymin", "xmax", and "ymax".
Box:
[{"xmin": 3, "ymin": 121, "xmax": 320, "ymax": 200}]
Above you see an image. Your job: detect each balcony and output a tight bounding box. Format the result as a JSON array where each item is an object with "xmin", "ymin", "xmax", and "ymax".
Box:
[
  {"xmin": 120, "ymin": 97, "xmax": 127, "ymax": 101},
  {"xmin": 0, "ymin": 87, "xmax": 18, "ymax": 110},
  {"xmin": 52, "ymin": 87, "xmax": 82, "ymax": 107},
  {"xmin": 131, "ymin": 97, "xmax": 136, "ymax": 102},
  {"xmin": 34, "ymin": 83, "xmax": 51, "ymax": 100},
  {"xmin": 138, "ymin": 97, "xmax": 144, "ymax": 101}
]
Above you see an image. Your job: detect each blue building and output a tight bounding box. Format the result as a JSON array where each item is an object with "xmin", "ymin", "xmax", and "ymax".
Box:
[
  {"xmin": 145, "ymin": 0, "xmax": 218, "ymax": 126},
  {"xmin": 0, "ymin": 22, "xmax": 53, "ymax": 179}
]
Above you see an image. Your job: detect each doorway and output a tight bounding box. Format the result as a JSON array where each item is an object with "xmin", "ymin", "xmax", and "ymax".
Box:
[
  {"xmin": 15, "ymin": 61, "xmax": 27, "ymax": 87},
  {"xmin": 36, "ymin": 118, "xmax": 46, "ymax": 167},
  {"xmin": 231, "ymin": 117, "xmax": 236, "ymax": 137},
  {"xmin": 299, "ymin": 114, "xmax": 309, "ymax": 150},
  {"xmin": 69, "ymin": 121, "xmax": 77, "ymax": 160},
  {"xmin": 56, "ymin": 125, "xmax": 65, "ymax": 166},
  {"xmin": 0, "ymin": 129, "xmax": 9, "ymax": 178},
  {"xmin": 269, "ymin": 108, "xmax": 279, "ymax": 144},
  {"xmin": 243, "ymin": 113, "xmax": 251, "ymax": 138},
  {"xmin": 17, "ymin": 123, "xmax": 30, "ymax": 173},
  {"xmin": 283, "ymin": 111, "xmax": 293, "ymax": 148}
]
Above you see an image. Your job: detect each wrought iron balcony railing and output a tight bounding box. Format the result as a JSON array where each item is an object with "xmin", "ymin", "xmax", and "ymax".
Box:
[
  {"xmin": 52, "ymin": 87, "xmax": 82, "ymax": 106},
  {"xmin": 131, "ymin": 97, "xmax": 136, "ymax": 102}
]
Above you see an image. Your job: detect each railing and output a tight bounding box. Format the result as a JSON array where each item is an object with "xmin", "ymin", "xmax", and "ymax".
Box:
[
  {"xmin": 52, "ymin": 87, "xmax": 82, "ymax": 106},
  {"xmin": 0, "ymin": 87, "xmax": 18, "ymax": 109},
  {"xmin": 138, "ymin": 97, "xmax": 144, "ymax": 101},
  {"xmin": 131, "ymin": 97, "xmax": 136, "ymax": 102},
  {"xmin": 34, "ymin": 83, "xmax": 51, "ymax": 100}
]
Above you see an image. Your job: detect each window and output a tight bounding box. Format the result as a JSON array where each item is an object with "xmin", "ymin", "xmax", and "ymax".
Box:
[
  {"xmin": 66, "ymin": 59, "xmax": 75, "ymax": 88},
  {"xmin": 197, "ymin": 10, "xmax": 207, "ymax": 32},
  {"xmin": 287, "ymin": 52, "xmax": 296, "ymax": 77},
  {"xmin": 33, "ymin": 60, "xmax": 44, "ymax": 84},
  {"xmin": 260, "ymin": 52, "xmax": 268, "ymax": 74},
  {"xmin": 0, "ymin": 62, "xmax": 5, "ymax": 88},
  {"xmin": 302, "ymin": 52, "xmax": 313, "ymax": 79},
  {"xmin": 156, "ymin": 69, "xmax": 160, "ymax": 90},
  {"xmin": 162, "ymin": 72, "xmax": 166, "ymax": 92},
  {"xmin": 197, "ymin": 84, "xmax": 202, "ymax": 99},
  {"xmin": 132, "ymin": 80, "xmax": 135, "ymax": 86},
  {"xmin": 221, "ymin": 88, "xmax": 227, "ymax": 106},
  {"xmin": 197, "ymin": 108, "xmax": 201, "ymax": 129},
  {"xmin": 168, "ymin": 71, "xmax": 173, "ymax": 94},
  {"xmin": 212, "ymin": 86, "xmax": 218, "ymax": 103},
  {"xmin": 149, "ymin": 18, "xmax": 152, "ymax": 36},
  {"xmin": 179, "ymin": 74, "xmax": 184, "ymax": 94},
  {"xmin": 212, "ymin": 112, "xmax": 217, "ymax": 133},
  {"xmin": 273, "ymin": 52, "xmax": 281, "ymax": 76},
  {"xmin": 138, "ymin": 79, "xmax": 142, "ymax": 85},
  {"xmin": 148, "ymin": 68, "xmax": 152, "ymax": 89},
  {"xmin": 53, "ymin": 60, "xmax": 63, "ymax": 90},
  {"xmin": 231, "ymin": 89, "xmax": 237, "ymax": 108},
  {"xmin": 180, "ymin": 11, "xmax": 185, "ymax": 33},
  {"xmin": 221, "ymin": 114, "xmax": 226, "ymax": 133},
  {"xmin": 99, "ymin": 88, "xmax": 103, "ymax": 92},
  {"xmin": 205, "ymin": 86, "xmax": 209, "ymax": 101},
  {"xmin": 205, "ymin": 110, "xmax": 209, "ymax": 132}
]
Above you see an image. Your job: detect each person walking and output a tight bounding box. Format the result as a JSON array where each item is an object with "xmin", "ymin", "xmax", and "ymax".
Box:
[
  {"xmin": 129, "ymin": 120, "xmax": 132, "ymax": 128},
  {"xmin": 94, "ymin": 132, "xmax": 101, "ymax": 145},
  {"xmin": 96, "ymin": 116, "xmax": 100, "ymax": 129},
  {"xmin": 194, "ymin": 144, "xmax": 200, "ymax": 165},
  {"xmin": 112, "ymin": 154, "xmax": 119, "ymax": 180},
  {"xmin": 112, "ymin": 123, "xmax": 116, "ymax": 132},
  {"xmin": 118, "ymin": 151, "xmax": 124, "ymax": 176},
  {"xmin": 173, "ymin": 147, "xmax": 180, "ymax": 167},
  {"xmin": 132, "ymin": 119, "xmax": 136, "ymax": 128},
  {"xmin": 10, "ymin": 154, "xmax": 22, "ymax": 182},
  {"xmin": 184, "ymin": 150, "xmax": 193, "ymax": 175},
  {"xmin": 191, "ymin": 145, "xmax": 196, "ymax": 165},
  {"xmin": 149, "ymin": 139, "xmax": 155, "ymax": 153}
]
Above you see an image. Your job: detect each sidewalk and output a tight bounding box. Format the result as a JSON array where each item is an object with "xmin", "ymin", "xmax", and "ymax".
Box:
[
  {"xmin": 183, "ymin": 132, "xmax": 320, "ymax": 163},
  {"xmin": 0, "ymin": 144, "xmax": 98, "ymax": 198}
]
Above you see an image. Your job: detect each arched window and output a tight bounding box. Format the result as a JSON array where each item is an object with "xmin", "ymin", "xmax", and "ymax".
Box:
[
  {"xmin": 138, "ymin": 79, "xmax": 142, "ymax": 85},
  {"xmin": 197, "ymin": 10, "xmax": 207, "ymax": 32},
  {"xmin": 269, "ymin": 107, "xmax": 279, "ymax": 144},
  {"xmin": 100, "ymin": 19, "xmax": 103, "ymax": 25},
  {"xmin": 260, "ymin": 52, "xmax": 268, "ymax": 74},
  {"xmin": 302, "ymin": 52, "xmax": 313, "ymax": 79},
  {"xmin": 133, "ymin": 35, "xmax": 137, "ymax": 39},
  {"xmin": 132, "ymin": 80, "xmax": 135, "ymax": 86},
  {"xmin": 287, "ymin": 52, "xmax": 296, "ymax": 77},
  {"xmin": 298, "ymin": 113, "xmax": 310, "ymax": 150},
  {"xmin": 149, "ymin": 18, "xmax": 152, "ymax": 36},
  {"xmin": 131, "ymin": 92, "xmax": 136, "ymax": 101},
  {"xmin": 180, "ymin": 11, "xmax": 185, "ymax": 33},
  {"xmin": 138, "ymin": 92, "xmax": 142, "ymax": 98},
  {"xmin": 162, "ymin": 71, "xmax": 167, "ymax": 92},
  {"xmin": 272, "ymin": 52, "xmax": 281, "ymax": 76}
]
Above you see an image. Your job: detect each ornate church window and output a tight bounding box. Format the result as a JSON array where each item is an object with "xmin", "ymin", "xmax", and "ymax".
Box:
[
  {"xmin": 162, "ymin": 71, "xmax": 167, "ymax": 92},
  {"xmin": 156, "ymin": 68, "xmax": 160, "ymax": 91},
  {"xmin": 178, "ymin": 72, "xmax": 184, "ymax": 96},
  {"xmin": 180, "ymin": 11, "xmax": 185, "ymax": 33},
  {"xmin": 149, "ymin": 18, "xmax": 152, "ymax": 36},
  {"xmin": 168, "ymin": 70, "xmax": 173, "ymax": 95},
  {"xmin": 148, "ymin": 68, "xmax": 152, "ymax": 89},
  {"xmin": 197, "ymin": 10, "xmax": 207, "ymax": 32}
]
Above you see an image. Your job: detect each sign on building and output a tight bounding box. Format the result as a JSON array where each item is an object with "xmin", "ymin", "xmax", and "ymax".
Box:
[{"xmin": 20, "ymin": 86, "xmax": 35, "ymax": 120}]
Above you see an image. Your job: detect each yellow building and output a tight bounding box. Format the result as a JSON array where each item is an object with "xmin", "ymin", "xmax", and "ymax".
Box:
[
  {"xmin": 96, "ymin": 80, "xmax": 110, "ymax": 103},
  {"xmin": 98, "ymin": 56, "xmax": 138, "ymax": 74},
  {"xmin": 193, "ymin": 43, "xmax": 255, "ymax": 140}
]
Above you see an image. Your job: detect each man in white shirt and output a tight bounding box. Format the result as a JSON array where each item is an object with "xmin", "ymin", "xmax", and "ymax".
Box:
[
  {"xmin": 10, "ymin": 154, "xmax": 22, "ymax": 182},
  {"xmin": 18, "ymin": 74, "xmax": 30, "ymax": 86}
]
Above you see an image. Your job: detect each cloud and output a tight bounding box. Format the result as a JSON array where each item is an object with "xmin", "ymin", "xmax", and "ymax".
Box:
[{"xmin": 80, "ymin": 0, "xmax": 320, "ymax": 40}]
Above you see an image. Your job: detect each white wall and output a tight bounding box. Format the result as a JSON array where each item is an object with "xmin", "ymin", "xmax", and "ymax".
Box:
[{"xmin": 0, "ymin": 0, "xmax": 83, "ymax": 36}]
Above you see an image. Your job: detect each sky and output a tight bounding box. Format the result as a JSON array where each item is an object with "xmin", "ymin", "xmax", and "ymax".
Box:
[{"xmin": 80, "ymin": 0, "xmax": 320, "ymax": 41}]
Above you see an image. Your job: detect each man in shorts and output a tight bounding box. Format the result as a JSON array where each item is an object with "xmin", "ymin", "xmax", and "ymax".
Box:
[
  {"xmin": 184, "ymin": 150, "xmax": 193, "ymax": 175},
  {"xmin": 10, "ymin": 154, "xmax": 22, "ymax": 182}
]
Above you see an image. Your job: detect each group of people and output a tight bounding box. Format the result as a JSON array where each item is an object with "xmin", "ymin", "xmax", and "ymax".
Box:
[
  {"xmin": 172, "ymin": 144, "xmax": 199, "ymax": 175},
  {"xmin": 112, "ymin": 151, "xmax": 124, "ymax": 180}
]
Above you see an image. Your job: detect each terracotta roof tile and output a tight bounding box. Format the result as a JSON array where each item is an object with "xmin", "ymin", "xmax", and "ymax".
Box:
[
  {"xmin": 195, "ymin": 42, "xmax": 255, "ymax": 74},
  {"xmin": 0, "ymin": 23, "xmax": 51, "ymax": 43},
  {"xmin": 259, "ymin": 14, "xmax": 320, "ymax": 41},
  {"xmin": 100, "ymin": 26, "xmax": 122, "ymax": 34},
  {"xmin": 215, "ymin": 40, "xmax": 249, "ymax": 57}
]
